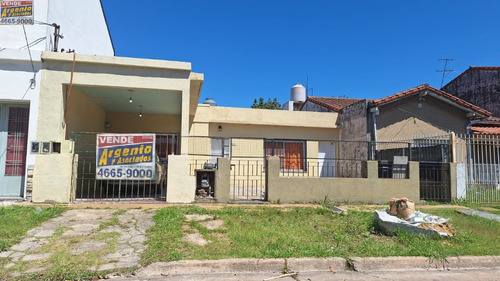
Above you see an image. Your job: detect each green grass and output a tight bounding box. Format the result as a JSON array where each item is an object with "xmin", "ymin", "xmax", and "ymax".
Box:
[
  {"xmin": 0, "ymin": 206, "xmax": 65, "ymax": 252},
  {"xmin": 143, "ymin": 206, "xmax": 500, "ymax": 263}
]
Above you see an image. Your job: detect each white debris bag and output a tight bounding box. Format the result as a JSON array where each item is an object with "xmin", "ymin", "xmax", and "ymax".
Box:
[{"xmin": 375, "ymin": 210, "xmax": 456, "ymax": 237}]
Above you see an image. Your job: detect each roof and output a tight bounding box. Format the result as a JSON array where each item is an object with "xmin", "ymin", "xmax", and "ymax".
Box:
[
  {"xmin": 371, "ymin": 84, "xmax": 492, "ymax": 117},
  {"xmin": 442, "ymin": 66, "xmax": 500, "ymax": 89},
  {"xmin": 304, "ymin": 97, "xmax": 363, "ymax": 112},
  {"xmin": 468, "ymin": 117, "xmax": 500, "ymax": 135},
  {"xmin": 469, "ymin": 126, "xmax": 500, "ymax": 135}
]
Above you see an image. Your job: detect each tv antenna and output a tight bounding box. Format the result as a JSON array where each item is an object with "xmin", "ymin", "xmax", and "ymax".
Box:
[
  {"xmin": 437, "ymin": 58, "xmax": 455, "ymax": 88},
  {"xmin": 306, "ymin": 76, "xmax": 313, "ymax": 97}
]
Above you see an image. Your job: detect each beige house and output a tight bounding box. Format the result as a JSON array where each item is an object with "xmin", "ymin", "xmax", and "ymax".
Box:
[{"xmin": 29, "ymin": 52, "xmax": 421, "ymax": 204}]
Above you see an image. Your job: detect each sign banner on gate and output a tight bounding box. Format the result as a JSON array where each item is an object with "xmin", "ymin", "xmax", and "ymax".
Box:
[
  {"xmin": 1, "ymin": 1, "xmax": 34, "ymax": 25},
  {"xmin": 96, "ymin": 134, "xmax": 156, "ymax": 180}
]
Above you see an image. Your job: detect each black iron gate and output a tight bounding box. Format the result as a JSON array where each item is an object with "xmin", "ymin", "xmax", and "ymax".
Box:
[
  {"xmin": 71, "ymin": 132, "xmax": 166, "ymax": 202},
  {"xmin": 418, "ymin": 162, "xmax": 451, "ymax": 202},
  {"xmin": 411, "ymin": 142, "xmax": 451, "ymax": 202}
]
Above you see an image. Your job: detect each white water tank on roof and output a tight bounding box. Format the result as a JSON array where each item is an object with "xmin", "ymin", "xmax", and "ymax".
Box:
[
  {"xmin": 291, "ymin": 83, "xmax": 306, "ymax": 102},
  {"xmin": 203, "ymin": 98, "xmax": 217, "ymax": 106}
]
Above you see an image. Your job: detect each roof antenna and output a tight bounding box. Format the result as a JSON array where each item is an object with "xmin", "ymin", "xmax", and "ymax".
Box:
[
  {"xmin": 437, "ymin": 58, "xmax": 456, "ymax": 88},
  {"xmin": 306, "ymin": 76, "xmax": 313, "ymax": 97}
]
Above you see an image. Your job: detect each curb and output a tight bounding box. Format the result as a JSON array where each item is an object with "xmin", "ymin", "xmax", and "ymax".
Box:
[
  {"xmin": 137, "ymin": 258, "xmax": 285, "ymax": 275},
  {"xmin": 136, "ymin": 256, "xmax": 500, "ymax": 276},
  {"xmin": 352, "ymin": 256, "xmax": 500, "ymax": 272}
]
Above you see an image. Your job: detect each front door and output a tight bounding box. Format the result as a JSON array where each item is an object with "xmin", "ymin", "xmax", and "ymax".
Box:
[
  {"xmin": 319, "ymin": 141, "xmax": 335, "ymax": 177},
  {"xmin": 0, "ymin": 105, "xmax": 29, "ymax": 198}
]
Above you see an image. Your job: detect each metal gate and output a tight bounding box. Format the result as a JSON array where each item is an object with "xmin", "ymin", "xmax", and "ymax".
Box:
[
  {"xmin": 230, "ymin": 159, "xmax": 266, "ymax": 201},
  {"xmin": 411, "ymin": 138, "xmax": 452, "ymax": 202},
  {"xmin": 456, "ymin": 134, "xmax": 500, "ymax": 203},
  {"xmin": 71, "ymin": 132, "xmax": 167, "ymax": 202},
  {"xmin": 418, "ymin": 162, "xmax": 451, "ymax": 202}
]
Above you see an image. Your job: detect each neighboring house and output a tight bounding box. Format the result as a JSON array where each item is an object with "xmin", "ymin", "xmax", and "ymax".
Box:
[
  {"xmin": 369, "ymin": 84, "xmax": 491, "ymax": 142},
  {"xmin": 0, "ymin": 0, "xmax": 113, "ymax": 200},
  {"xmin": 301, "ymin": 84, "xmax": 492, "ymax": 141},
  {"xmin": 442, "ymin": 66, "xmax": 500, "ymax": 117}
]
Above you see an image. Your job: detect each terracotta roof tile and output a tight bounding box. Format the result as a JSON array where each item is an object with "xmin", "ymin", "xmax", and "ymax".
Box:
[
  {"xmin": 306, "ymin": 97, "xmax": 363, "ymax": 112},
  {"xmin": 469, "ymin": 126, "xmax": 500, "ymax": 135},
  {"xmin": 370, "ymin": 84, "xmax": 492, "ymax": 117}
]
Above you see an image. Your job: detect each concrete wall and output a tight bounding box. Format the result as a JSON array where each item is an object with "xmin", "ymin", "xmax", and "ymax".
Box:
[
  {"xmin": 442, "ymin": 69, "xmax": 500, "ymax": 117},
  {"xmin": 266, "ymin": 157, "xmax": 420, "ymax": 204},
  {"xmin": 376, "ymin": 95, "xmax": 469, "ymax": 140},
  {"xmin": 46, "ymin": 0, "xmax": 114, "ymax": 55},
  {"xmin": 166, "ymin": 155, "xmax": 195, "ymax": 203},
  {"xmin": 340, "ymin": 100, "xmax": 368, "ymax": 141},
  {"xmin": 215, "ymin": 157, "xmax": 231, "ymax": 202},
  {"xmin": 32, "ymin": 141, "xmax": 74, "ymax": 203},
  {"xmin": 66, "ymin": 88, "xmax": 106, "ymax": 134}
]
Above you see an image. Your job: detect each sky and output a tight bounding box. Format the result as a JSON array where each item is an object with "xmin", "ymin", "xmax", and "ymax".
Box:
[{"xmin": 100, "ymin": 0, "xmax": 500, "ymax": 108}]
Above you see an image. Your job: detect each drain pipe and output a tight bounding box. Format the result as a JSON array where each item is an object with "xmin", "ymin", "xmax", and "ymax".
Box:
[{"xmin": 369, "ymin": 106, "xmax": 379, "ymax": 160}]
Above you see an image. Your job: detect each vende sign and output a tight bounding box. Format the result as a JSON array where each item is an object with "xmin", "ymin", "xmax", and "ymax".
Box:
[
  {"xmin": 96, "ymin": 134, "xmax": 156, "ymax": 180},
  {"xmin": 0, "ymin": 0, "xmax": 33, "ymax": 25}
]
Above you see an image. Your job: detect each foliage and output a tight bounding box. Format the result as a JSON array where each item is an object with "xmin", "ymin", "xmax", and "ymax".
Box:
[
  {"xmin": 0, "ymin": 206, "xmax": 64, "ymax": 252},
  {"xmin": 251, "ymin": 97, "xmax": 282, "ymax": 110}
]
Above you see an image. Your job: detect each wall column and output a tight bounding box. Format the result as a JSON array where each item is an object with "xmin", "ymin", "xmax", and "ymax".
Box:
[{"xmin": 180, "ymin": 89, "xmax": 190, "ymax": 155}]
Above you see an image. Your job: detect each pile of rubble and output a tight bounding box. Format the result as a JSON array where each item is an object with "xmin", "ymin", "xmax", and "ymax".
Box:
[{"xmin": 375, "ymin": 197, "xmax": 455, "ymax": 237}]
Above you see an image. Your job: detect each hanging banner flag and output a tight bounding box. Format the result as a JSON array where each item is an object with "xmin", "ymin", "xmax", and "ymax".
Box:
[
  {"xmin": 1, "ymin": 1, "xmax": 34, "ymax": 25},
  {"xmin": 96, "ymin": 134, "xmax": 156, "ymax": 180}
]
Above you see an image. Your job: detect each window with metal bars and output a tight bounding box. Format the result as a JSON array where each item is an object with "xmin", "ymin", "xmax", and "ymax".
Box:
[
  {"xmin": 265, "ymin": 139, "xmax": 305, "ymax": 171},
  {"xmin": 155, "ymin": 134, "xmax": 179, "ymax": 161},
  {"xmin": 5, "ymin": 107, "xmax": 29, "ymax": 176}
]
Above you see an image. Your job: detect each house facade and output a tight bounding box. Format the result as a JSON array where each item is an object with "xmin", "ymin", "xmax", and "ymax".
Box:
[
  {"xmin": 23, "ymin": 50, "xmax": 422, "ymax": 205},
  {"xmin": 0, "ymin": 0, "xmax": 113, "ymax": 199}
]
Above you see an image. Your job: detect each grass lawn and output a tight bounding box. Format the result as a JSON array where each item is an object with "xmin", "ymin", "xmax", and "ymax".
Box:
[
  {"xmin": 143, "ymin": 205, "xmax": 500, "ymax": 264},
  {"xmin": 0, "ymin": 206, "xmax": 65, "ymax": 252}
]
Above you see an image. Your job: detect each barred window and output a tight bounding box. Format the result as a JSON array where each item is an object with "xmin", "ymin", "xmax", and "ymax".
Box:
[{"xmin": 265, "ymin": 139, "xmax": 305, "ymax": 170}]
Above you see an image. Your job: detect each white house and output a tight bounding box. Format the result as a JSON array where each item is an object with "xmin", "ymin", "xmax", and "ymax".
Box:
[{"xmin": 0, "ymin": 0, "xmax": 113, "ymax": 199}]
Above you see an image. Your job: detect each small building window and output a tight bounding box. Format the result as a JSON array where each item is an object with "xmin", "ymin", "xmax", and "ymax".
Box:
[{"xmin": 265, "ymin": 139, "xmax": 305, "ymax": 171}]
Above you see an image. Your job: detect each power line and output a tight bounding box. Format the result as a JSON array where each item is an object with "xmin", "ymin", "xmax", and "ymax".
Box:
[
  {"xmin": 22, "ymin": 24, "xmax": 37, "ymax": 89},
  {"xmin": 436, "ymin": 58, "xmax": 456, "ymax": 88}
]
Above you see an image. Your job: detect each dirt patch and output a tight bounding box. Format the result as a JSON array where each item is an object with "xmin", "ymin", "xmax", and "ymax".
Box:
[
  {"xmin": 201, "ymin": 219, "xmax": 224, "ymax": 230},
  {"xmin": 185, "ymin": 214, "xmax": 214, "ymax": 221},
  {"xmin": 181, "ymin": 215, "xmax": 227, "ymax": 246},
  {"xmin": 418, "ymin": 222, "xmax": 456, "ymax": 236},
  {"xmin": 182, "ymin": 231, "xmax": 210, "ymax": 246}
]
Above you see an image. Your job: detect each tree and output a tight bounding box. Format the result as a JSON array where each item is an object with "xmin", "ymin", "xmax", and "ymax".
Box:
[{"xmin": 251, "ymin": 97, "xmax": 282, "ymax": 110}]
